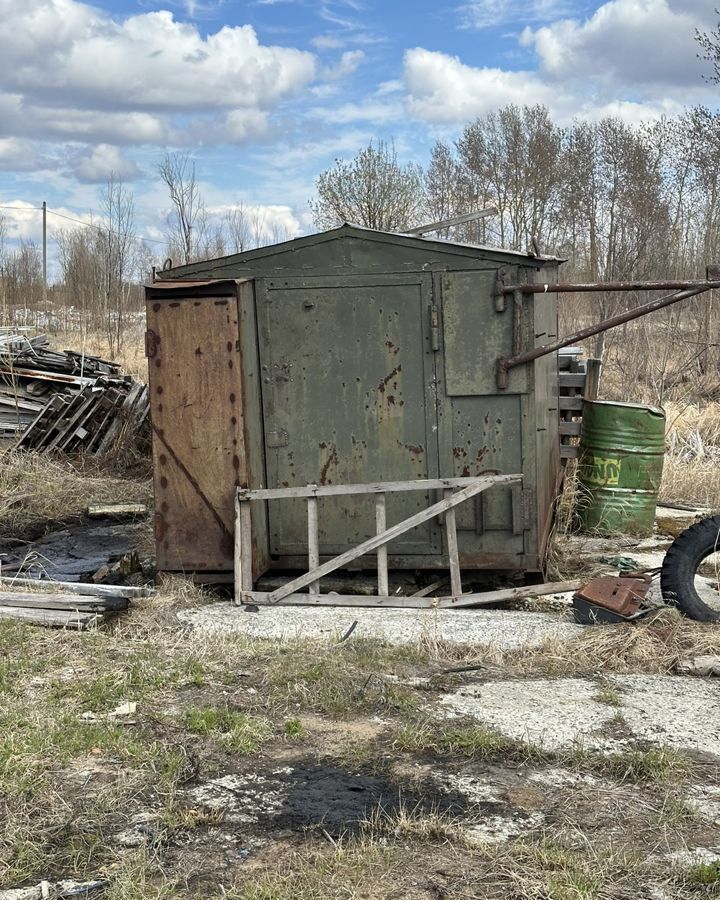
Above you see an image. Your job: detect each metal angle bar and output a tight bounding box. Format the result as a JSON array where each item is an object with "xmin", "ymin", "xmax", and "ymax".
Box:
[
  {"xmin": 502, "ymin": 279, "xmax": 720, "ymax": 294},
  {"xmin": 496, "ymin": 285, "xmax": 709, "ymax": 389},
  {"xmin": 404, "ymin": 206, "xmax": 499, "ymax": 235}
]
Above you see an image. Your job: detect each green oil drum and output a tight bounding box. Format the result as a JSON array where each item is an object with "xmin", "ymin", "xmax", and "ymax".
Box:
[{"xmin": 577, "ymin": 400, "xmax": 666, "ymax": 536}]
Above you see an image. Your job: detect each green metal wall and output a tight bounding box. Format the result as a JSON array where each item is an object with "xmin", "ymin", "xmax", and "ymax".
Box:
[{"xmin": 161, "ymin": 226, "xmax": 560, "ymax": 575}]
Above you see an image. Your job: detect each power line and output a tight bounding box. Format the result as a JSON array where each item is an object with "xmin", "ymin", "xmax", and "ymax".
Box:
[
  {"xmin": 0, "ymin": 203, "xmax": 168, "ymax": 245},
  {"xmin": 46, "ymin": 208, "xmax": 168, "ymax": 245}
]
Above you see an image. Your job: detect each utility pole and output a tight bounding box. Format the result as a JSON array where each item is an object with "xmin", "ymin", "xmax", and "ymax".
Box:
[{"xmin": 42, "ymin": 200, "xmax": 47, "ymax": 305}]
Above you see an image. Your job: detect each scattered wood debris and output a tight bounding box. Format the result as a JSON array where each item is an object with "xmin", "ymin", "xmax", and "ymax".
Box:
[
  {"xmin": 86, "ymin": 502, "xmax": 147, "ymax": 519},
  {"xmin": 0, "ymin": 579, "xmax": 152, "ymax": 629},
  {"xmin": 0, "ymin": 328, "xmax": 148, "ymax": 452},
  {"xmin": 0, "ymin": 878, "xmax": 108, "ymax": 900}
]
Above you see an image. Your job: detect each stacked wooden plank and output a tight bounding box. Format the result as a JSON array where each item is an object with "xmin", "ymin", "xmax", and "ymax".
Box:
[
  {"xmin": 0, "ymin": 578, "xmax": 152, "ymax": 630},
  {"xmin": 0, "ymin": 329, "xmax": 148, "ymax": 452}
]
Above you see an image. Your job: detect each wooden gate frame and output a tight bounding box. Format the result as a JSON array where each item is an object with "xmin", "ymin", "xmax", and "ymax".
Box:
[{"xmin": 234, "ymin": 474, "xmax": 523, "ymax": 608}]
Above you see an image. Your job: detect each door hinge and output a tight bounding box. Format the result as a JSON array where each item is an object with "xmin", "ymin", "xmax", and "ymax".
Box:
[
  {"xmin": 512, "ymin": 487, "xmax": 534, "ymax": 535},
  {"xmin": 430, "ymin": 304, "xmax": 440, "ymax": 351}
]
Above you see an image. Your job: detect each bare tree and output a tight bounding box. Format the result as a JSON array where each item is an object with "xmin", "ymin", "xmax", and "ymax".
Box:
[
  {"xmin": 157, "ymin": 152, "xmax": 207, "ymax": 265},
  {"xmin": 697, "ymin": 13, "xmax": 720, "ymax": 82},
  {"xmin": 310, "ymin": 140, "xmax": 424, "ymax": 231},
  {"xmin": 101, "ymin": 174, "xmax": 136, "ymax": 356}
]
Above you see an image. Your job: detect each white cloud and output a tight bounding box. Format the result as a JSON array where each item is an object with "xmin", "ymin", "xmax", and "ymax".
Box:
[
  {"xmin": 323, "ymin": 49, "xmax": 366, "ymax": 80},
  {"xmin": 404, "ymin": 0, "xmax": 717, "ymax": 127},
  {"xmin": 523, "ymin": 0, "xmax": 714, "ymax": 89},
  {"xmin": 72, "ymin": 145, "xmax": 142, "ymax": 183},
  {"xmin": 460, "ymin": 0, "xmax": 578, "ymax": 29},
  {"xmin": 0, "ymin": 0, "xmax": 317, "ymax": 147},
  {"xmin": 403, "ymin": 48, "xmax": 559, "ymax": 124}
]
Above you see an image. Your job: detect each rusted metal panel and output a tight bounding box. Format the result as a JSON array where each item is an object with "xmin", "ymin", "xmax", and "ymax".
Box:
[
  {"xmin": 146, "ymin": 282, "xmax": 268, "ymax": 574},
  {"xmin": 256, "ymin": 273, "xmax": 442, "ymax": 557},
  {"xmin": 575, "ymin": 575, "xmax": 651, "ymax": 616}
]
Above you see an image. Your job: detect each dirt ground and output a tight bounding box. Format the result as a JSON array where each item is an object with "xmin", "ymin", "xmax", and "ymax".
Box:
[{"xmin": 2, "ymin": 562, "xmax": 720, "ymax": 899}]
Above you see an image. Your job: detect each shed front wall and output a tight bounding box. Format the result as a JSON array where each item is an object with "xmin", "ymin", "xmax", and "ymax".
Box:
[{"xmin": 148, "ymin": 233, "xmax": 560, "ymax": 579}]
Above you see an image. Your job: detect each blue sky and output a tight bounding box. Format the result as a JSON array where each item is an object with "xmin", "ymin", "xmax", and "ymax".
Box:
[{"xmin": 0, "ymin": 0, "xmax": 716, "ymax": 274}]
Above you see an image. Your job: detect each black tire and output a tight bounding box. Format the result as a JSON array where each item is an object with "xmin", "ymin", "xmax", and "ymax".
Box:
[{"xmin": 661, "ymin": 514, "xmax": 720, "ymax": 622}]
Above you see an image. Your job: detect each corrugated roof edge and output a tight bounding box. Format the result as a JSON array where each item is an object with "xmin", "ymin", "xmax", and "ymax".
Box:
[{"xmin": 158, "ymin": 222, "xmax": 564, "ymax": 279}]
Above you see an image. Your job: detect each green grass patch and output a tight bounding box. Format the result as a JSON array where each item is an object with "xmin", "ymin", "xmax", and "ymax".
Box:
[
  {"xmin": 182, "ymin": 706, "xmax": 270, "ymax": 754},
  {"xmin": 688, "ymin": 860, "xmax": 720, "ymax": 887},
  {"xmin": 393, "ymin": 721, "xmax": 524, "ymax": 758}
]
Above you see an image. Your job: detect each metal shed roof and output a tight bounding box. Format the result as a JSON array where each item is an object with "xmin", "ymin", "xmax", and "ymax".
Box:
[{"xmin": 160, "ymin": 222, "xmax": 562, "ymax": 279}]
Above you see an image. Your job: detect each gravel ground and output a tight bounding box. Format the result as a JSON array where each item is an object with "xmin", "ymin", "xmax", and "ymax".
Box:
[
  {"xmin": 439, "ymin": 674, "xmax": 720, "ymax": 755},
  {"xmin": 178, "ymin": 600, "xmax": 583, "ymax": 649}
]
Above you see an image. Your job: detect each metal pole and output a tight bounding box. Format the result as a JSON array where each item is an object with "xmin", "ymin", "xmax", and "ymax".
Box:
[
  {"xmin": 496, "ymin": 285, "xmax": 709, "ymax": 389},
  {"xmin": 503, "ymin": 279, "xmax": 720, "ymax": 295},
  {"xmin": 42, "ymin": 201, "xmax": 47, "ymax": 305}
]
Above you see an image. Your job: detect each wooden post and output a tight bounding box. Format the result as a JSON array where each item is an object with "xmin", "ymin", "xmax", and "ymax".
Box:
[
  {"xmin": 234, "ymin": 491, "xmax": 242, "ymax": 604},
  {"xmin": 375, "ymin": 493, "xmax": 389, "ymax": 596},
  {"xmin": 443, "ymin": 489, "xmax": 462, "ymax": 597},
  {"xmin": 239, "ymin": 499, "xmax": 253, "ymax": 592},
  {"xmin": 584, "ymin": 358, "xmax": 602, "ymax": 401},
  {"xmin": 307, "ymin": 496, "xmax": 320, "ymax": 595},
  {"xmin": 235, "ymin": 492, "xmax": 254, "ymax": 603}
]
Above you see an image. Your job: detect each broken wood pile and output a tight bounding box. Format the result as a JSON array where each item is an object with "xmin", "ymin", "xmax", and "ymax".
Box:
[
  {"xmin": 0, "ymin": 578, "xmax": 152, "ymax": 630},
  {"xmin": 0, "ymin": 328, "xmax": 148, "ymax": 452}
]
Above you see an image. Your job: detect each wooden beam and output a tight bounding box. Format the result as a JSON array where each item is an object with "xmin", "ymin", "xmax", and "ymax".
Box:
[
  {"xmin": 242, "ymin": 579, "xmax": 582, "ymax": 609},
  {"xmin": 266, "ymin": 474, "xmax": 520, "ymax": 603},
  {"xmin": 0, "ymin": 606, "xmax": 102, "ymax": 629},
  {"xmin": 307, "ymin": 496, "xmax": 320, "ymax": 595},
  {"xmin": 0, "ymin": 591, "xmax": 127, "ymax": 612},
  {"xmin": 375, "ymin": 493, "xmax": 389, "ymax": 597},
  {"xmin": 238, "ymin": 475, "xmax": 515, "ymax": 502},
  {"xmin": 435, "ymin": 580, "xmax": 582, "ymax": 608},
  {"xmin": 86, "ymin": 503, "xmax": 148, "ymax": 518},
  {"xmin": 443, "ymin": 489, "xmax": 462, "ymax": 597},
  {"xmin": 0, "ymin": 577, "xmax": 150, "ymax": 598}
]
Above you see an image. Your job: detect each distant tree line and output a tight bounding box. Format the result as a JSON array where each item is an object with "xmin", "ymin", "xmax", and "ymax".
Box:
[{"xmin": 311, "ymin": 106, "xmax": 720, "ymax": 399}]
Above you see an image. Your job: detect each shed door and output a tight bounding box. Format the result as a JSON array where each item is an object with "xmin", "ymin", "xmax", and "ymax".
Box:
[
  {"xmin": 147, "ymin": 294, "xmax": 244, "ymax": 571},
  {"xmin": 257, "ymin": 274, "xmax": 441, "ymax": 557},
  {"xmin": 438, "ymin": 270, "xmax": 526, "ymax": 558}
]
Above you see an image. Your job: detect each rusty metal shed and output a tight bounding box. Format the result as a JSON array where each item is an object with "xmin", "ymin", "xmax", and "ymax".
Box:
[{"xmin": 145, "ymin": 224, "xmax": 563, "ymax": 584}]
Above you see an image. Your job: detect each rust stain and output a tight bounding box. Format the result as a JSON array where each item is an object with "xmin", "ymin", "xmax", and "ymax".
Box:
[
  {"xmin": 227, "ymin": 341, "xmax": 233, "ymax": 352},
  {"xmin": 462, "ymin": 466, "xmax": 470, "ymax": 477},
  {"xmin": 232, "ymin": 455, "xmax": 240, "ymax": 470},
  {"xmin": 398, "ymin": 441, "xmax": 424, "ymax": 457},
  {"xmin": 378, "ymin": 364, "xmax": 402, "ymax": 394},
  {"xmin": 229, "ymin": 393, "xmax": 236, "ymax": 404},
  {"xmin": 387, "ymin": 395, "xmax": 395, "ymax": 406},
  {"xmin": 195, "ymin": 347, "xmax": 202, "ymax": 356},
  {"xmin": 319, "ymin": 444, "xmax": 339, "ymax": 485},
  {"xmin": 453, "ymin": 446, "xmax": 467, "ymax": 459}
]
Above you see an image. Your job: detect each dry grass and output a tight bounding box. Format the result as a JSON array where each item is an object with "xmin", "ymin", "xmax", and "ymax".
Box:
[
  {"xmin": 440, "ymin": 609, "xmax": 720, "ymax": 678},
  {"xmin": 660, "ymin": 401, "xmax": 720, "ymax": 509},
  {"xmin": 0, "ymin": 449, "xmax": 152, "ymax": 537}
]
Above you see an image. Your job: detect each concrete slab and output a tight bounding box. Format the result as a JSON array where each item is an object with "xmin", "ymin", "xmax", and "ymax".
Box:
[
  {"xmin": 178, "ymin": 601, "xmax": 583, "ymax": 650},
  {"xmin": 439, "ymin": 674, "xmax": 720, "ymax": 756}
]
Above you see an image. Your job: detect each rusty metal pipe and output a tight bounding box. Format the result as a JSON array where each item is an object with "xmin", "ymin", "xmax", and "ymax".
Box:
[
  {"xmin": 496, "ymin": 285, "xmax": 709, "ymax": 390},
  {"xmin": 503, "ymin": 279, "xmax": 720, "ymax": 294}
]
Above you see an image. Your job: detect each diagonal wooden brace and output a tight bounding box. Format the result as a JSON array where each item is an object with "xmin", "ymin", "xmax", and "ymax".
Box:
[{"xmin": 266, "ymin": 473, "xmax": 521, "ymax": 604}]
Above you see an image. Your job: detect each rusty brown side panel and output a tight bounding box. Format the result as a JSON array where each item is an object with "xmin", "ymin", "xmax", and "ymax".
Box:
[{"xmin": 147, "ymin": 282, "xmax": 259, "ymax": 573}]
